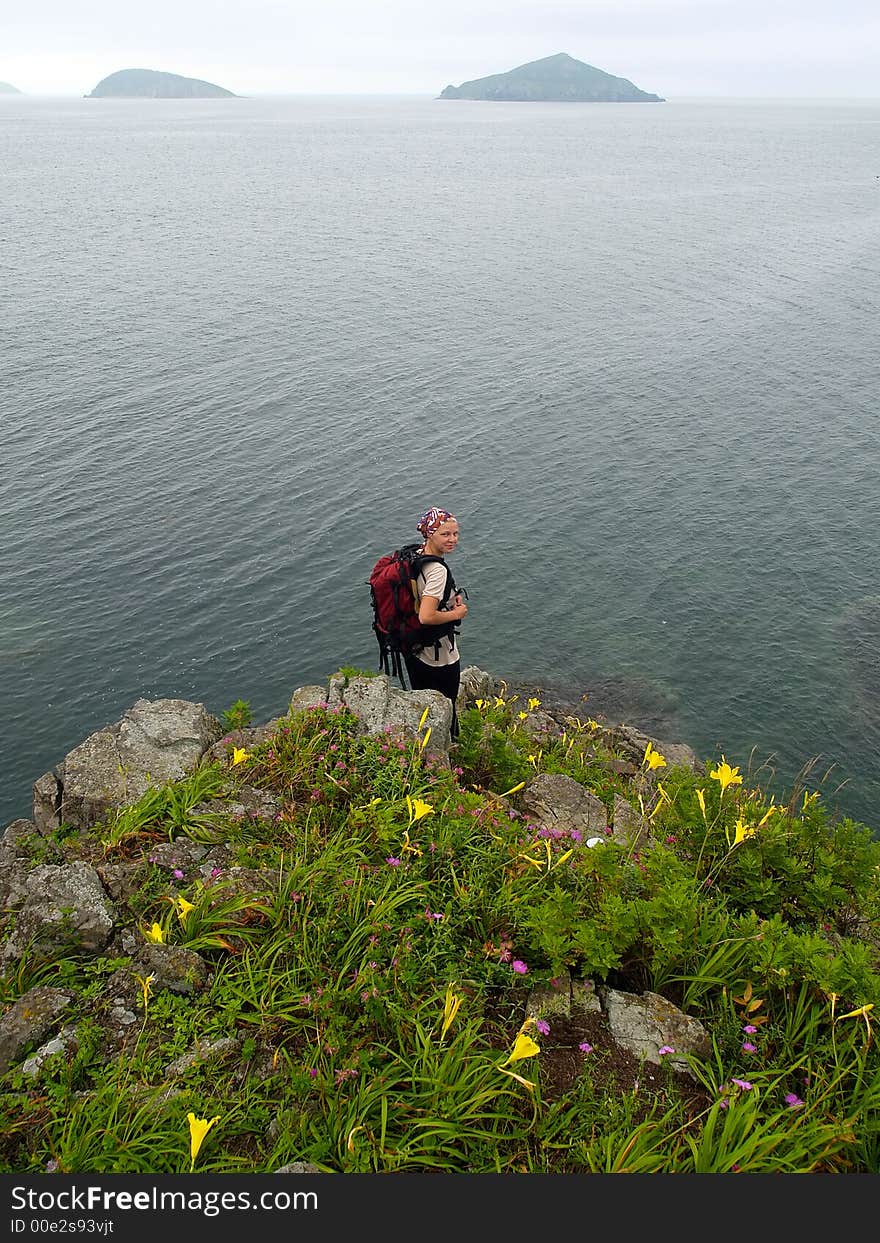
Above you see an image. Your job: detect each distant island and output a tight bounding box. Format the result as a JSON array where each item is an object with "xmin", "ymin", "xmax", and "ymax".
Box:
[
  {"xmin": 439, "ymin": 52, "xmax": 664, "ymax": 103},
  {"xmin": 0, "ymin": 81, "xmax": 22, "ymax": 94},
  {"xmin": 86, "ymin": 69, "xmax": 235, "ymax": 99}
]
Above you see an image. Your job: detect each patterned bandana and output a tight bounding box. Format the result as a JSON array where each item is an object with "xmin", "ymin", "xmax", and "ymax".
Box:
[{"xmin": 416, "ymin": 507, "xmax": 455, "ymax": 538}]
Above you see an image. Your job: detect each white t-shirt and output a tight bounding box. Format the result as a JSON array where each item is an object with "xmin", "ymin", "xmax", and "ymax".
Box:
[{"xmin": 415, "ymin": 559, "xmax": 460, "ymax": 667}]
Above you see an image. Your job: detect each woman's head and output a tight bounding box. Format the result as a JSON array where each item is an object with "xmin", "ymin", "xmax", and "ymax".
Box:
[{"xmin": 417, "ymin": 506, "xmax": 459, "ymax": 555}]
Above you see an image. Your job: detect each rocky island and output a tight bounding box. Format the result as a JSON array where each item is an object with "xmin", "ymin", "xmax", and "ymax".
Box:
[
  {"xmin": 439, "ymin": 52, "xmax": 664, "ymax": 102},
  {"xmin": 86, "ymin": 68, "xmax": 235, "ymax": 98},
  {"xmin": 0, "ymin": 81, "xmax": 22, "ymax": 94}
]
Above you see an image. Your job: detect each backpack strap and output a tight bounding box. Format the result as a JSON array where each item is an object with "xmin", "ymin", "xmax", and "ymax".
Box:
[{"xmin": 410, "ymin": 554, "xmax": 457, "ymax": 659}]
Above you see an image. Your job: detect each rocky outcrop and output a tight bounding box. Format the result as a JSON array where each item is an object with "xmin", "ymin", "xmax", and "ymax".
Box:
[
  {"xmin": 33, "ymin": 699, "xmax": 223, "ymax": 834},
  {"xmin": 521, "ymin": 772, "xmax": 608, "ymax": 838},
  {"xmin": 137, "ymin": 944, "xmax": 210, "ymax": 995},
  {"xmin": 603, "ymin": 987, "xmax": 711, "ymax": 1077},
  {"xmin": 526, "ymin": 974, "xmax": 709, "ymax": 1080},
  {"xmin": 3, "ymin": 861, "xmax": 115, "ymax": 962},
  {"xmin": 0, "ymin": 986, "xmax": 72, "ymax": 1072},
  {"xmin": 0, "ymin": 665, "xmax": 714, "ymax": 1081},
  {"xmin": 326, "ymin": 673, "xmax": 454, "ymax": 758}
]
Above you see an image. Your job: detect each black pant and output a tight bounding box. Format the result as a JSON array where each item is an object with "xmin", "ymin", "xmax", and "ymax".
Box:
[{"xmin": 402, "ymin": 654, "xmax": 460, "ymax": 741}]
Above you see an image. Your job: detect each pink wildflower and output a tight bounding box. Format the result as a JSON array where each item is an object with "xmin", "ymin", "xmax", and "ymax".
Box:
[
  {"xmin": 511, "ymin": 960, "xmax": 528, "ymax": 975},
  {"xmin": 742, "ymin": 1041, "xmax": 757, "ymax": 1053},
  {"xmin": 784, "ymin": 1093, "xmax": 804, "ymax": 1108},
  {"xmin": 743, "ymin": 1024, "xmax": 757, "ymax": 1034},
  {"xmin": 579, "ymin": 1042, "xmax": 594, "ymax": 1054},
  {"xmin": 658, "ymin": 1045, "xmax": 675, "ymax": 1056},
  {"xmin": 535, "ymin": 1019, "xmax": 550, "ymax": 1036},
  {"xmin": 386, "ymin": 857, "xmax": 401, "ymax": 867},
  {"xmin": 731, "ymin": 1078, "xmax": 753, "ymax": 1091}
]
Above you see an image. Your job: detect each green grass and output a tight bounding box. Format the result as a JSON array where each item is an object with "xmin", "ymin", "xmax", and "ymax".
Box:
[{"xmin": 1, "ymin": 688, "xmax": 878, "ymax": 1174}]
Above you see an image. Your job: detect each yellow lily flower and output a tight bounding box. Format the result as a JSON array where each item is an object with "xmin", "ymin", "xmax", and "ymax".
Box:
[
  {"xmin": 135, "ymin": 972, "xmax": 155, "ymax": 1012},
  {"xmin": 187, "ymin": 1112, "xmax": 221, "ymax": 1172},
  {"xmin": 440, "ymin": 983, "xmax": 463, "ymax": 1041},
  {"xmin": 502, "ymin": 1031, "xmax": 541, "ymax": 1066},
  {"xmin": 494, "ymin": 696, "xmax": 505, "ymax": 708},
  {"xmin": 406, "ymin": 796, "xmax": 434, "ymax": 825},
  {"xmin": 143, "ymin": 922, "xmax": 166, "ymax": 944},
  {"xmin": 710, "ymin": 757, "xmax": 743, "ymax": 796},
  {"xmin": 757, "ymin": 804, "xmax": 778, "ymax": 827},
  {"xmin": 586, "ymin": 718, "xmax": 600, "ymax": 731},
  {"xmin": 518, "ymin": 711, "xmax": 528, "ymax": 722},
  {"xmin": 418, "ymin": 706, "xmax": 430, "ymax": 730},
  {"xmin": 497, "ymin": 781, "xmax": 525, "ymax": 798},
  {"xmin": 475, "ymin": 698, "xmax": 486, "ymax": 710},
  {"xmin": 732, "ymin": 818, "xmax": 757, "ymax": 847},
  {"xmin": 802, "ymin": 790, "xmax": 821, "ymax": 810},
  {"xmin": 418, "ymin": 726, "xmax": 432, "ymax": 752},
  {"xmin": 837, "ymin": 1003, "xmax": 874, "ymax": 1039},
  {"xmin": 176, "ymin": 896, "xmax": 196, "ymax": 925},
  {"xmin": 644, "ymin": 741, "xmax": 667, "ymax": 770},
  {"xmin": 527, "ymin": 697, "xmax": 541, "ymax": 711},
  {"xmin": 696, "ymin": 788, "xmax": 707, "ymax": 820},
  {"xmin": 231, "ymin": 746, "xmax": 250, "ymax": 766}
]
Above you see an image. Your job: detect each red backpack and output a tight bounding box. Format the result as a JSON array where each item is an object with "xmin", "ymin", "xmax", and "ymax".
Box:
[{"xmin": 368, "ymin": 543, "xmax": 458, "ymax": 685}]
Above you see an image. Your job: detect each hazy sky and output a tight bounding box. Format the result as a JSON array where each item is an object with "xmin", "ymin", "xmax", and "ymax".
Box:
[{"xmin": 4, "ymin": 0, "xmax": 879, "ymax": 97}]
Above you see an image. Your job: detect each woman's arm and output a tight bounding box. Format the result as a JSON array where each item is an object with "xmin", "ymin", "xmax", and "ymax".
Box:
[{"xmin": 418, "ymin": 593, "xmax": 467, "ymax": 625}]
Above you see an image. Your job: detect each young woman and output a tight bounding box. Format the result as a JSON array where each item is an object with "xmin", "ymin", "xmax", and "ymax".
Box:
[{"xmin": 404, "ymin": 506, "xmax": 468, "ymax": 739}]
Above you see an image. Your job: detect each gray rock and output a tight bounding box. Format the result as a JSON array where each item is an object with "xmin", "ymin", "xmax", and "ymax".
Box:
[
  {"xmin": 21, "ymin": 1027, "xmax": 78, "ymax": 1078},
  {"xmin": 204, "ymin": 718, "xmax": 287, "ymax": 764},
  {"xmin": 457, "ymin": 665, "xmax": 493, "ymax": 708},
  {"xmin": 0, "ymin": 986, "xmax": 72, "ymax": 1072},
  {"xmin": 274, "ymin": 1162, "xmax": 323, "ymax": 1174},
  {"xmin": 33, "ymin": 772, "xmax": 62, "ymax": 835},
  {"xmin": 137, "ymin": 944, "xmax": 209, "ymax": 994},
  {"xmin": 0, "ymin": 820, "xmax": 62, "ymax": 905},
  {"xmin": 602, "ymin": 988, "xmax": 710, "ymax": 1077},
  {"xmin": 289, "ymin": 685, "xmax": 329, "ymax": 712},
  {"xmin": 96, "ymin": 860, "xmax": 151, "ymax": 903},
  {"xmin": 327, "ymin": 674, "xmax": 453, "ymax": 756},
  {"xmin": 2, "ymin": 819, "xmax": 39, "ymax": 847},
  {"xmin": 143, "ymin": 840, "xmax": 210, "ymax": 871},
  {"xmin": 44, "ymin": 699, "xmax": 223, "ymax": 833},
  {"xmin": 2, "ymin": 862, "xmax": 115, "ymax": 962},
  {"xmin": 611, "ymin": 794, "xmax": 651, "ymax": 850},
  {"xmin": 521, "ymin": 773, "xmax": 608, "ymax": 837},
  {"xmin": 519, "ymin": 709, "xmax": 563, "ymax": 743},
  {"xmin": 164, "ymin": 1036, "xmax": 240, "ymax": 1079},
  {"xmin": 612, "ymin": 724, "xmax": 700, "ymax": 774},
  {"xmin": 181, "ymin": 791, "xmax": 281, "ymax": 837}
]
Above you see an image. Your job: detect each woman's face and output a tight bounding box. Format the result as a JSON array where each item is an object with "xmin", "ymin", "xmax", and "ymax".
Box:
[{"xmin": 425, "ymin": 519, "xmax": 459, "ymax": 555}]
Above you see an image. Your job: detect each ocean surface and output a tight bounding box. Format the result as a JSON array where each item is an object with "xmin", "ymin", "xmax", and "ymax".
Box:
[{"xmin": 2, "ymin": 94, "xmax": 879, "ymax": 832}]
